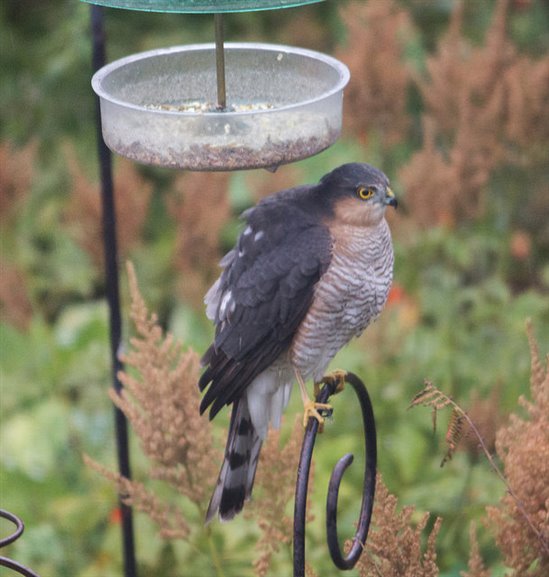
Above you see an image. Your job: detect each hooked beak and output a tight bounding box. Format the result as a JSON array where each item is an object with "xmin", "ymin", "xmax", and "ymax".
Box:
[{"xmin": 384, "ymin": 187, "xmax": 398, "ymax": 209}]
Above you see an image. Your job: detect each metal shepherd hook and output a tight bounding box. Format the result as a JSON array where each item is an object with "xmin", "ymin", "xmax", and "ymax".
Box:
[
  {"xmin": 293, "ymin": 371, "xmax": 377, "ymax": 577},
  {"xmin": 0, "ymin": 509, "xmax": 42, "ymax": 577}
]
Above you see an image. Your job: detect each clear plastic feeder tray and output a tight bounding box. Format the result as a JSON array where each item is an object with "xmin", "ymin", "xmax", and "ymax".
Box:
[{"xmin": 92, "ymin": 43, "xmax": 350, "ymax": 171}]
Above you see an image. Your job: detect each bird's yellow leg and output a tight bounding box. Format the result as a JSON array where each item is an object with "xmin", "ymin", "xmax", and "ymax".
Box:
[{"xmin": 294, "ymin": 369, "xmax": 332, "ymax": 432}]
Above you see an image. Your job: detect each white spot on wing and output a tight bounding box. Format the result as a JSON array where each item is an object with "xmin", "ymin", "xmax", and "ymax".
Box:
[
  {"xmin": 254, "ymin": 230, "xmax": 264, "ymax": 242},
  {"xmin": 243, "ymin": 225, "xmax": 253, "ymax": 236},
  {"xmin": 219, "ymin": 290, "xmax": 233, "ymax": 319}
]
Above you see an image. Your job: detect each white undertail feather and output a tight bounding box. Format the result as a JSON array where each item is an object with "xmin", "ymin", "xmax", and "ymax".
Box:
[{"xmin": 246, "ymin": 368, "xmax": 293, "ymax": 440}]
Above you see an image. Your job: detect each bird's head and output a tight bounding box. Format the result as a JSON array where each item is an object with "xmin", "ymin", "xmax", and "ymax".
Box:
[{"xmin": 319, "ymin": 163, "xmax": 397, "ymax": 227}]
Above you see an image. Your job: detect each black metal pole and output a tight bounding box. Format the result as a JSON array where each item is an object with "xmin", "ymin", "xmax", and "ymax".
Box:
[
  {"xmin": 326, "ymin": 373, "xmax": 377, "ymax": 570},
  {"xmin": 90, "ymin": 7, "xmax": 137, "ymax": 577},
  {"xmin": 293, "ymin": 372, "xmax": 377, "ymax": 576},
  {"xmin": 293, "ymin": 387, "xmax": 327, "ymax": 577}
]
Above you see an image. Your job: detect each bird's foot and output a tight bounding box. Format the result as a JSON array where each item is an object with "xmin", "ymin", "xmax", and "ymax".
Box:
[
  {"xmin": 319, "ymin": 369, "xmax": 348, "ymax": 396},
  {"xmin": 302, "ymin": 399, "xmax": 333, "ymax": 433}
]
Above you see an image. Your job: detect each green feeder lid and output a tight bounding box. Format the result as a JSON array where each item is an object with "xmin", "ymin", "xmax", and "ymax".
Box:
[{"xmin": 82, "ymin": 0, "xmax": 324, "ymax": 13}]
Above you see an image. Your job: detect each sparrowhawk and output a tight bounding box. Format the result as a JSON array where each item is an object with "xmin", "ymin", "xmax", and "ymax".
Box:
[{"xmin": 199, "ymin": 162, "xmax": 397, "ymax": 522}]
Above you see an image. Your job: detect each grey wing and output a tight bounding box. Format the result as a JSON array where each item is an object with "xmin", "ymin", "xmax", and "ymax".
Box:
[{"xmin": 199, "ymin": 206, "xmax": 332, "ymax": 419}]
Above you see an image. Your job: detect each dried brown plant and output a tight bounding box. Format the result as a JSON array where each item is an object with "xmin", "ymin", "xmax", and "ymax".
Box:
[
  {"xmin": 247, "ymin": 417, "xmax": 313, "ymax": 577},
  {"xmin": 399, "ymin": 116, "xmax": 463, "ymax": 229},
  {"xmin": 0, "ymin": 258, "xmax": 33, "ymax": 330},
  {"xmin": 401, "ymin": 0, "xmax": 549, "ymax": 227},
  {"xmin": 461, "ymin": 523, "xmax": 491, "ymax": 577},
  {"xmin": 401, "ymin": 0, "xmax": 509, "ymax": 226},
  {"xmin": 504, "ymin": 54, "xmax": 549, "ymax": 164},
  {"xmin": 410, "ymin": 381, "xmax": 515, "ymax": 477},
  {"xmin": 485, "ymin": 321, "xmax": 549, "ymax": 575},
  {"xmin": 418, "ymin": 0, "xmax": 513, "ymax": 141},
  {"xmin": 0, "ymin": 140, "xmax": 36, "ymax": 330},
  {"xmin": 349, "ymin": 473, "xmax": 441, "ymax": 577},
  {"xmin": 410, "ymin": 322, "xmax": 549, "ymax": 569},
  {"xmin": 117, "ymin": 262, "xmax": 220, "ymax": 505},
  {"xmin": 0, "ymin": 140, "xmax": 36, "ymax": 226},
  {"xmin": 413, "ymin": 382, "xmax": 504, "ymax": 462},
  {"xmin": 167, "ymin": 171, "xmax": 231, "ymax": 308},
  {"xmin": 86, "ymin": 262, "xmax": 220, "ymax": 537},
  {"xmin": 84, "ymin": 455, "xmax": 191, "ymax": 540},
  {"xmin": 64, "ymin": 145, "xmax": 152, "ymax": 269},
  {"xmin": 337, "ymin": 0, "xmax": 413, "ymax": 146}
]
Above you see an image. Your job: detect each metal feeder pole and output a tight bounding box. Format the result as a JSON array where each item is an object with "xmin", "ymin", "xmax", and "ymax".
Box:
[
  {"xmin": 90, "ymin": 6, "xmax": 137, "ymax": 577},
  {"xmin": 214, "ymin": 13, "xmax": 227, "ymax": 110}
]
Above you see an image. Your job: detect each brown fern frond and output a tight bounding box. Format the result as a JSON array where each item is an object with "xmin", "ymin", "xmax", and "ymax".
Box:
[
  {"xmin": 410, "ymin": 382, "xmax": 499, "ymax": 474},
  {"xmin": 441, "ymin": 409, "xmax": 465, "ymax": 467},
  {"xmin": 431, "ymin": 404, "xmax": 438, "ymax": 434},
  {"xmin": 410, "ymin": 383, "xmax": 466, "ymax": 466},
  {"xmin": 409, "ymin": 381, "xmax": 454, "ymax": 412}
]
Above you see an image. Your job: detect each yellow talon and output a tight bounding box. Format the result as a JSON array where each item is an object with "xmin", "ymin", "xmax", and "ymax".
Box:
[
  {"xmin": 321, "ymin": 369, "xmax": 348, "ymax": 395},
  {"xmin": 294, "ymin": 368, "xmax": 334, "ymax": 432},
  {"xmin": 302, "ymin": 399, "xmax": 333, "ymax": 432}
]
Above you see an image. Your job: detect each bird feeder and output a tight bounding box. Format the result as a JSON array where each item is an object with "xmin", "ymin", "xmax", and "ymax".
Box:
[{"xmin": 86, "ymin": 0, "xmax": 350, "ymax": 171}]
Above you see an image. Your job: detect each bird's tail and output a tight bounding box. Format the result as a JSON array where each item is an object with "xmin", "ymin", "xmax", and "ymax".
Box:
[{"xmin": 206, "ymin": 396, "xmax": 262, "ymax": 523}]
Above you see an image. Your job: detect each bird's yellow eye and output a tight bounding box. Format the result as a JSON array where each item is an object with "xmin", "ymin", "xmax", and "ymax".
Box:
[{"xmin": 357, "ymin": 186, "xmax": 375, "ymax": 200}]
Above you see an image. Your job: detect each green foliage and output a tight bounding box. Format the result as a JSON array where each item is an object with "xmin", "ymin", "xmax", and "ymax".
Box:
[{"xmin": 1, "ymin": 1, "xmax": 548, "ymax": 575}]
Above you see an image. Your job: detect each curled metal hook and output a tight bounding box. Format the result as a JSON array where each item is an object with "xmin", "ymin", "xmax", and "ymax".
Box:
[
  {"xmin": 293, "ymin": 372, "xmax": 377, "ymax": 576},
  {"xmin": 0, "ymin": 509, "xmax": 42, "ymax": 577}
]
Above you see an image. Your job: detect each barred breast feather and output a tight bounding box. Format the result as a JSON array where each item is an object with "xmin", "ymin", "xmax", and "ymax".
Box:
[{"xmin": 291, "ymin": 218, "xmax": 394, "ymax": 382}]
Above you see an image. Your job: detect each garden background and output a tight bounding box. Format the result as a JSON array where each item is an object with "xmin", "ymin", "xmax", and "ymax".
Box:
[{"xmin": 1, "ymin": 0, "xmax": 548, "ymax": 576}]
